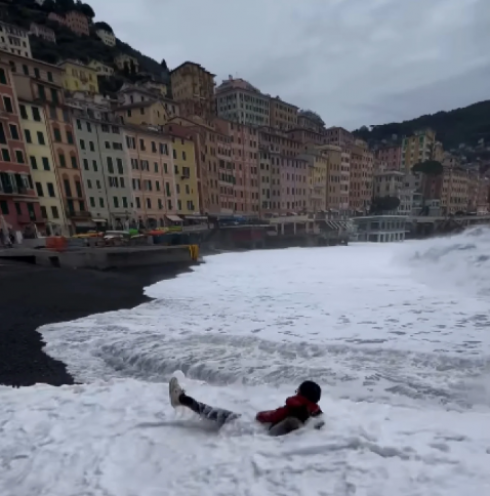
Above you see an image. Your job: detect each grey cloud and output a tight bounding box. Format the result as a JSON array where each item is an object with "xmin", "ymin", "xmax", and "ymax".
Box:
[{"xmin": 89, "ymin": 0, "xmax": 489, "ymax": 130}]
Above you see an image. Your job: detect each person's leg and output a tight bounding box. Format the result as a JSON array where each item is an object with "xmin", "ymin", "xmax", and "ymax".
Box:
[
  {"xmin": 169, "ymin": 377, "xmax": 239, "ymax": 426},
  {"xmin": 268, "ymin": 417, "xmax": 303, "ymax": 436}
]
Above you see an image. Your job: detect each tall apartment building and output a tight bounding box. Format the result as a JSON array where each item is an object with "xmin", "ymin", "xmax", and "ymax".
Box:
[
  {"xmin": 297, "ymin": 111, "xmax": 325, "ymax": 135},
  {"xmin": 287, "ymin": 127, "xmax": 325, "ymax": 147},
  {"xmin": 321, "ymin": 144, "xmax": 350, "ymax": 214},
  {"xmin": 299, "ymin": 147, "xmax": 328, "ymax": 212},
  {"xmin": 401, "ymin": 129, "xmax": 437, "ymax": 171},
  {"xmin": 167, "ymin": 117, "xmax": 221, "ymax": 214},
  {"xmin": 259, "ymin": 127, "xmax": 308, "ymax": 213},
  {"xmin": 71, "ymin": 101, "xmax": 134, "ymax": 229},
  {"xmin": 8, "ymin": 52, "xmax": 89, "ymax": 234},
  {"xmin": 65, "ymin": 10, "xmax": 90, "ymax": 37},
  {"xmin": 117, "ymin": 83, "xmax": 178, "ymax": 117},
  {"xmin": 170, "ymin": 62, "xmax": 215, "ymax": 119},
  {"xmin": 123, "ymin": 127, "xmax": 178, "ymax": 228},
  {"xmin": 0, "ymin": 22, "xmax": 31, "ymax": 58},
  {"xmin": 59, "ymin": 60, "xmax": 99, "ymax": 94},
  {"xmin": 374, "ymin": 144, "xmax": 402, "ymax": 171},
  {"xmin": 349, "ymin": 139, "xmax": 374, "ymax": 212},
  {"xmin": 269, "ymin": 97, "xmax": 298, "ymax": 131},
  {"xmin": 325, "ymin": 126, "xmax": 355, "ymax": 148},
  {"xmin": 0, "ymin": 62, "xmax": 43, "ymax": 234},
  {"xmin": 18, "ymin": 100, "xmax": 67, "ymax": 235},
  {"xmin": 215, "ymin": 77, "xmax": 270, "ymax": 127}
]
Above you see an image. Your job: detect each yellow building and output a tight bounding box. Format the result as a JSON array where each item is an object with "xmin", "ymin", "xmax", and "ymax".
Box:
[
  {"xmin": 401, "ymin": 128, "xmax": 437, "ymax": 171},
  {"xmin": 170, "ymin": 133, "xmax": 199, "ymax": 214},
  {"xmin": 18, "ymin": 100, "xmax": 68, "ymax": 235},
  {"xmin": 59, "ymin": 60, "xmax": 98, "ymax": 93},
  {"xmin": 88, "ymin": 59, "xmax": 114, "ymax": 77},
  {"xmin": 116, "ymin": 100, "xmax": 168, "ymax": 127},
  {"xmin": 140, "ymin": 79, "xmax": 168, "ymax": 97},
  {"xmin": 300, "ymin": 147, "xmax": 327, "ymax": 212}
]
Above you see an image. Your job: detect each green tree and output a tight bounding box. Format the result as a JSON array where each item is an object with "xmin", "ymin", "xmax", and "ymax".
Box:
[
  {"xmin": 370, "ymin": 196, "xmax": 400, "ymax": 214},
  {"xmin": 79, "ymin": 3, "xmax": 95, "ymax": 18}
]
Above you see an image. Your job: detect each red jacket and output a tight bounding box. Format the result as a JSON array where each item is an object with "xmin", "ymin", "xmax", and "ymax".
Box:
[{"xmin": 255, "ymin": 395, "xmax": 322, "ymax": 425}]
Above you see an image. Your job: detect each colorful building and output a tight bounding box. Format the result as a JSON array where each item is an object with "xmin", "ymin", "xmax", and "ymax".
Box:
[
  {"xmin": 269, "ymin": 96, "xmax": 298, "ymax": 131},
  {"xmin": 349, "ymin": 139, "xmax": 374, "ymax": 213},
  {"xmin": 29, "ymin": 22, "xmax": 56, "ymax": 43},
  {"xmin": 116, "ymin": 100, "xmax": 168, "ymax": 127},
  {"xmin": 0, "ymin": 62, "xmax": 43, "ymax": 235},
  {"xmin": 168, "ymin": 132, "xmax": 200, "ymax": 215},
  {"xmin": 170, "ymin": 61, "xmax": 215, "ymax": 119},
  {"xmin": 88, "ymin": 60, "xmax": 114, "ymax": 77},
  {"xmin": 123, "ymin": 126, "xmax": 177, "ymax": 228},
  {"xmin": 18, "ymin": 100, "xmax": 68, "ymax": 235},
  {"xmin": 401, "ymin": 129, "xmax": 437, "ymax": 171},
  {"xmin": 0, "ymin": 21, "xmax": 31, "ymax": 58},
  {"xmin": 59, "ymin": 60, "xmax": 99, "ymax": 94},
  {"xmin": 300, "ymin": 147, "xmax": 328, "ymax": 213},
  {"xmin": 374, "ymin": 144, "xmax": 402, "ymax": 171},
  {"xmin": 325, "ymin": 126, "xmax": 355, "ymax": 148},
  {"xmin": 215, "ymin": 76, "xmax": 269, "ymax": 126},
  {"xmin": 65, "ymin": 10, "xmax": 90, "ymax": 37},
  {"xmin": 114, "ymin": 53, "xmax": 139, "ymax": 73}
]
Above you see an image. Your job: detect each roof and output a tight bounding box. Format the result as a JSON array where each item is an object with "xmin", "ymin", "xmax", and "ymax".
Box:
[
  {"xmin": 170, "ymin": 61, "xmax": 215, "ymax": 77},
  {"xmin": 58, "ymin": 59, "xmax": 97, "ymax": 71},
  {"xmin": 0, "ymin": 49, "xmax": 62, "ymax": 71},
  {"xmin": 115, "ymin": 100, "xmax": 161, "ymax": 112}
]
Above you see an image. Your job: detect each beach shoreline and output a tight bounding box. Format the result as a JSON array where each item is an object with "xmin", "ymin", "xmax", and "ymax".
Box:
[{"xmin": 0, "ymin": 260, "xmax": 195, "ymax": 388}]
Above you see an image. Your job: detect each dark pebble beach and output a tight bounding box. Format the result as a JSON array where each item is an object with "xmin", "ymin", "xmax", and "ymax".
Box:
[{"xmin": 0, "ymin": 260, "xmax": 194, "ymax": 388}]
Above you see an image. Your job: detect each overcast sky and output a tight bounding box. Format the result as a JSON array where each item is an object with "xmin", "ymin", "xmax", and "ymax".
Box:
[{"xmin": 89, "ymin": 0, "xmax": 489, "ymax": 130}]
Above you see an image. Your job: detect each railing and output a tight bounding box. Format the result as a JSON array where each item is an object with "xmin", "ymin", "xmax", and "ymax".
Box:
[{"xmin": 65, "ymin": 209, "xmax": 91, "ymax": 219}]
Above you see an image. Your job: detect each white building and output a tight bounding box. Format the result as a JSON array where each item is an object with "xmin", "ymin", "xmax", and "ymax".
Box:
[
  {"xmin": 0, "ymin": 22, "xmax": 31, "ymax": 58},
  {"xmin": 96, "ymin": 28, "xmax": 116, "ymax": 47},
  {"xmin": 354, "ymin": 215, "xmax": 406, "ymax": 243},
  {"xmin": 373, "ymin": 169, "xmax": 414, "ymax": 217}
]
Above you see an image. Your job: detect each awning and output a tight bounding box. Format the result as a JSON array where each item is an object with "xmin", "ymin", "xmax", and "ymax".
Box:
[
  {"xmin": 166, "ymin": 214, "xmax": 183, "ymax": 222},
  {"xmin": 184, "ymin": 215, "xmax": 207, "ymax": 221},
  {"xmin": 92, "ymin": 218, "xmax": 107, "ymax": 223}
]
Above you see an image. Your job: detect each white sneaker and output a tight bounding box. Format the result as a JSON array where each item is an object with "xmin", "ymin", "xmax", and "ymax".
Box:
[{"xmin": 169, "ymin": 377, "xmax": 185, "ymax": 408}]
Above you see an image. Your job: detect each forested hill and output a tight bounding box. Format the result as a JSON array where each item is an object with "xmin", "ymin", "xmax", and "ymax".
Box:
[{"xmin": 353, "ymin": 100, "xmax": 490, "ymax": 151}]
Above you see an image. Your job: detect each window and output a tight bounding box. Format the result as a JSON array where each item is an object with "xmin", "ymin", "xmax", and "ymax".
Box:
[
  {"xmin": 114, "ymin": 197, "xmax": 119, "ymax": 208},
  {"xmin": 47, "ymin": 71, "xmax": 53, "ymax": 83},
  {"xmin": 19, "ymin": 104, "xmax": 28, "ymax": 119},
  {"xmin": 51, "ymin": 89, "xmax": 59, "ymax": 105},
  {"xmin": 37, "ymin": 131, "xmax": 45, "ymax": 145},
  {"xmin": 0, "ymin": 200, "xmax": 8, "ymax": 215},
  {"xmin": 30, "ymin": 156, "xmax": 38, "ymax": 170},
  {"xmin": 105, "ymin": 141, "xmax": 110, "ymax": 149},
  {"xmin": 99, "ymin": 198, "xmax": 104, "ymax": 208},
  {"xmin": 24, "ymin": 129, "xmax": 32, "ymax": 143},
  {"xmin": 0, "ymin": 67, "xmax": 6, "ymax": 84},
  {"xmin": 172, "ymin": 149, "xmax": 177, "ymax": 159},
  {"xmin": 40, "ymin": 206, "xmax": 47, "ymax": 219},
  {"xmin": 59, "ymin": 153, "xmax": 66, "ymax": 167},
  {"xmin": 165, "ymin": 182, "xmax": 171, "ymax": 196},
  {"xmin": 53, "ymin": 128, "xmax": 61, "ymax": 142},
  {"xmin": 86, "ymin": 122, "xmax": 92, "ymax": 132},
  {"xmin": 152, "ymin": 141, "xmax": 157, "ymax": 153},
  {"xmin": 63, "ymin": 179, "xmax": 72, "ymax": 197},
  {"xmin": 167, "ymin": 200, "xmax": 172, "ymax": 210},
  {"xmin": 178, "ymin": 200, "xmax": 182, "ymax": 210},
  {"xmin": 14, "ymin": 203, "xmax": 22, "ymax": 216},
  {"xmin": 66, "ymin": 130, "xmax": 74, "ymax": 144},
  {"xmin": 140, "ymin": 139, "xmax": 145, "ymax": 151},
  {"xmin": 51, "ymin": 206, "xmax": 59, "ymax": 218},
  {"xmin": 92, "ymin": 160, "xmax": 98, "ymax": 172},
  {"xmin": 83, "ymin": 158, "xmax": 89, "ymax": 170},
  {"xmin": 8, "ymin": 61, "xmax": 16, "ymax": 73},
  {"xmin": 80, "ymin": 139, "xmax": 85, "ymax": 150},
  {"xmin": 34, "ymin": 67, "xmax": 40, "ymax": 78},
  {"xmin": 182, "ymin": 151, "xmax": 187, "ymax": 160},
  {"xmin": 35, "ymin": 182, "xmax": 44, "ymax": 197},
  {"xmin": 135, "ymin": 197, "xmax": 141, "ymax": 208},
  {"xmin": 122, "ymin": 197, "xmax": 128, "ymax": 208},
  {"xmin": 146, "ymin": 198, "xmax": 151, "ymax": 208},
  {"xmin": 71, "ymin": 156, "xmax": 78, "ymax": 169},
  {"xmin": 87, "ymin": 179, "xmax": 92, "ymax": 189},
  {"xmin": 90, "ymin": 197, "xmax": 95, "ymax": 207},
  {"xmin": 79, "ymin": 201, "xmax": 85, "ymax": 212},
  {"xmin": 75, "ymin": 181, "xmax": 83, "ymax": 198},
  {"xmin": 117, "ymin": 158, "xmax": 123, "ymax": 174},
  {"xmin": 15, "ymin": 150, "xmax": 24, "ymax": 163},
  {"xmin": 32, "ymin": 107, "xmax": 41, "ymax": 121},
  {"xmin": 49, "ymin": 106, "xmax": 57, "ymax": 120},
  {"xmin": 47, "ymin": 183, "xmax": 55, "ymax": 197},
  {"xmin": 9, "ymin": 124, "xmax": 18, "ymax": 140},
  {"xmin": 3, "ymin": 96, "xmax": 13, "ymax": 113},
  {"xmin": 42, "ymin": 157, "xmax": 50, "ymax": 170},
  {"xmin": 89, "ymin": 141, "xmax": 95, "ymax": 152},
  {"xmin": 107, "ymin": 157, "xmax": 114, "ymax": 173},
  {"xmin": 174, "ymin": 164, "xmax": 179, "ymax": 174},
  {"xmin": 37, "ymin": 84, "xmax": 46, "ymax": 100},
  {"xmin": 154, "ymin": 162, "xmax": 158, "ymax": 173}
]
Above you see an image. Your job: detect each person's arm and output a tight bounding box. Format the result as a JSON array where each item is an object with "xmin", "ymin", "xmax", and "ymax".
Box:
[{"xmin": 255, "ymin": 406, "xmax": 290, "ymax": 424}]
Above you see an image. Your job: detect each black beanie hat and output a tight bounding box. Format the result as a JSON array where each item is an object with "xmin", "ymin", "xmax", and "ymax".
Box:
[{"xmin": 298, "ymin": 380, "xmax": 321, "ymax": 403}]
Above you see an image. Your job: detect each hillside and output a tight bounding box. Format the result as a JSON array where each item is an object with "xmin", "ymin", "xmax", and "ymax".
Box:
[
  {"xmin": 3, "ymin": 0, "xmax": 170, "ymax": 86},
  {"xmin": 353, "ymin": 100, "xmax": 490, "ymax": 152}
]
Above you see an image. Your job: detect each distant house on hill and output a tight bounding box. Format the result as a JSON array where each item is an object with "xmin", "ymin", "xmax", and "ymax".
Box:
[
  {"xmin": 96, "ymin": 27, "xmax": 115, "ymax": 47},
  {"xmin": 30, "ymin": 22, "xmax": 56, "ymax": 43},
  {"xmin": 48, "ymin": 10, "xmax": 89, "ymax": 37}
]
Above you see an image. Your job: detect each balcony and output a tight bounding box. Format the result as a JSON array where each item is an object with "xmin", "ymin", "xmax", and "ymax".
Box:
[{"xmin": 65, "ymin": 209, "xmax": 91, "ymax": 220}]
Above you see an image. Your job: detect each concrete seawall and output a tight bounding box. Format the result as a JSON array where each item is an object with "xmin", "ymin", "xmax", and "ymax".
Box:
[{"xmin": 0, "ymin": 245, "xmax": 197, "ymax": 270}]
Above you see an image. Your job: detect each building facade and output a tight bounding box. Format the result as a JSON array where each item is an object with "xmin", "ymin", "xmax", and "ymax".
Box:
[
  {"xmin": 354, "ymin": 215, "xmax": 406, "ymax": 243},
  {"xmin": 124, "ymin": 127, "xmax": 177, "ymax": 227},
  {"xmin": 349, "ymin": 139, "xmax": 374, "ymax": 213},
  {"xmin": 215, "ymin": 77, "xmax": 270, "ymax": 127},
  {"xmin": 325, "ymin": 127, "xmax": 355, "ymax": 148},
  {"xmin": 30, "ymin": 22, "xmax": 56, "ymax": 43},
  {"xmin": 65, "ymin": 10, "xmax": 90, "ymax": 37},
  {"xmin": 170, "ymin": 61, "xmax": 215, "ymax": 119},
  {"xmin": 375, "ymin": 145, "xmax": 401, "ymax": 171},
  {"xmin": 18, "ymin": 100, "xmax": 68, "ymax": 235},
  {"xmin": 401, "ymin": 129, "xmax": 437, "ymax": 172},
  {"xmin": 59, "ymin": 60, "xmax": 99, "ymax": 94},
  {"xmin": 0, "ymin": 22, "xmax": 31, "ymax": 58},
  {"xmin": 96, "ymin": 28, "xmax": 116, "ymax": 47},
  {"xmin": 0, "ymin": 62, "xmax": 43, "ymax": 235}
]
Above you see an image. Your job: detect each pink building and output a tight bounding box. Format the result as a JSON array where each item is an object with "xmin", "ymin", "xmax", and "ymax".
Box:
[
  {"xmin": 65, "ymin": 11, "xmax": 90, "ymax": 37},
  {"xmin": 214, "ymin": 118, "xmax": 260, "ymax": 214},
  {"xmin": 375, "ymin": 145, "xmax": 402, "ymax": 170},
  {"xmin": 30, "ymin": 22, "xmax": 56, "ymax": 43}
]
